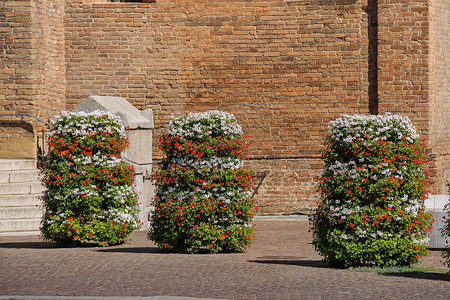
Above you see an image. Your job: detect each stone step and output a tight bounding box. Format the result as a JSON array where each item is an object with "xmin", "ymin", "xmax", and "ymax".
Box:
[
  {"xmin": 0, "ymin": 206, "xmax": 43, "ymax": 220},
  {"xmin": 0, "ymin": 181, "xmax": 44, "ymax": 195},
  {"xmin": 0, "ymin": 159, "xmax": 43, "ymax": 234},
  {"xmin": 0, "ymin": 194, "xmax": 42, "ymax": 207},
  {"xmin": 0, "ymin": 169, "xmax": 40, "ymax": 184},
  {"xmin": 0, "ymin": 218, "xmax": 41, "ymax": 233},
  {"xmin": 0, "ymin": 159, "xmax": 37, "ymax": 171}
]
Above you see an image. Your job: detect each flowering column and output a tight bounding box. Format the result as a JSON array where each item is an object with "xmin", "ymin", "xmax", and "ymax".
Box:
[
  {"xmin": 312, "ymin": 113, "xmax": 434, "ymax": 267},
  {"xmin": 148, "ymin": 110, "xmax": 256, "ymax": 253},
  {"xmin": 39, "ymin": 110, "xmax": 141, "ymax": 246}
]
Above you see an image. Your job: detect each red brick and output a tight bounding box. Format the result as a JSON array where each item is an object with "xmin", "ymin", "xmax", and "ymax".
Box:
[{"xmin": 1, "ymin": 0, "xmax": 448, "ymax": 213}]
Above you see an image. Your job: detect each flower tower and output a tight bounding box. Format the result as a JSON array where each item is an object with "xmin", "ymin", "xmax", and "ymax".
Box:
[
  {"xmin": 39, "ymin": 110, "xmax": 141, "ymax": 246},
  {"xmin": 312, "ymin": 114, "xmax": 434, "ymax": 267},
  {"xmin": 149, "ymin": 110, "xmax": 256, "ymax": 253}
]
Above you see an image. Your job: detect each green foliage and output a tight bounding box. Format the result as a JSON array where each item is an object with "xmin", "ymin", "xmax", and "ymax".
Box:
[
  {"xmin": 312, "ymin": 114, "xmax": 434, "ymax": 268},
  {"xmin": 148, "ymin": 111, "xmax": 256, "ymax": 253},
  {"xmin": 39, "ymin": 110, "xmax": 141, "ymax": 246}
]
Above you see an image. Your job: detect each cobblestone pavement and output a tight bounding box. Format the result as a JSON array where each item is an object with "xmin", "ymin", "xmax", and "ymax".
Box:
[{"xmin": 1, "ymin": 219, "xmax": 449, "ymax": 300}]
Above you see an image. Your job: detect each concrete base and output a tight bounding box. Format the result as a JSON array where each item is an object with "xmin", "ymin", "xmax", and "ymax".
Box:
[{"xmin": 425, "ymin": 194, "xmax": 450, "ymax": 249}]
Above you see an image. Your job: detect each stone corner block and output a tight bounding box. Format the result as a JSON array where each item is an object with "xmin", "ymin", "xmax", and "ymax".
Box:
[{"xmin": 73, "ymin": 95, "xmax": 153, "ymax": 129}]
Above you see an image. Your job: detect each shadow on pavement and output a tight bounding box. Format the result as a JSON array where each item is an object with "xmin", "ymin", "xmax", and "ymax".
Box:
[
  {"xmin": 250, "ymin": 256, "xmax": 329, "ymax": 268},
  {"xmin": 0, "ymin": 241, "xmax": 106, "ymax": 249},
  {"xmin": 97, "ymin": 246, "xmax": 162, "ymax": 254},
  {"xmin": 381, "ymin": 272, "xmax": 450, "ymax": 282},
  {"xmin": 0, "ymin": 242, "xmax": 49, "ymax": 249}
]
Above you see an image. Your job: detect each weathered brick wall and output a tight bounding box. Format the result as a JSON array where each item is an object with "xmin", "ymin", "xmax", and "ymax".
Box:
[
  {"xmin": 0, "ymin": 0, "xmax": 35, "ymax": 138},
  {"xmin": 246, "ymin": 158, "xmax": 323, "ymax": 214},
  {"xmin": 377, "ymin": 0, "xmax": 430, "ymax": 129},
  {"xmin": 32, "ymin": 0, "xmax": 66, "ymax": 127},
  {"xmin": 65, "ymin": 0, "xmax": 154, "ymax": 108},
  {"xmin": 65, "ymin": 0, "xmax": 369, "ymax": 213},
  {"xmin": 0, "ymin": 0, "xmax": 65, "ymax": 138},
  {"xmin": 3, "ymin": 0, "xmax": 447, "ymax": 212},
  {"xmin": 378, "ymin": 0, "xmax": 449, "ymax": 195},
  {"xmin": 429, "ymin": 0, "xmax": 450, "ymax": 194}
]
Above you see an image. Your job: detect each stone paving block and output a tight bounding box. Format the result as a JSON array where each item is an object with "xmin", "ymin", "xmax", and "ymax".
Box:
[{"xmin": 0, "ymin": 220, "xmax": 448, "ymax": 299}]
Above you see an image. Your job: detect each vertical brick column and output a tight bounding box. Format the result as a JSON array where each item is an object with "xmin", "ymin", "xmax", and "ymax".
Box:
[
  {"xmin": 378, "ymin": 0, "xmax": 449, "ymax": 195},
  {"xmin": 0, "ymin": 0, "xmax": 35, "ymax": 138},
  {"xmin": 31, "ymin": 0, "xmax": 66, "ymax": 125},
  {"xmin": 428, "ymin": 0, "xmax": 450, "ymax": 194},
  {"xmin": 0, "ymin": 0, "xmax": 66, "ymax": 136},
  {"xmin": 377, "ymin": 0, "xmax": 430, "ymax": 131}
]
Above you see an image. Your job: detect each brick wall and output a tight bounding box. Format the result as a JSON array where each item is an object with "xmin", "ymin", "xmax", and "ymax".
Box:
[
  {"xmin": 246, "ymin": 158, "xmax": 324, "ymax": 214},
  {"xmin": 378, "ymin": 0, "xmax": 449, "ymax": 195},
  {"xmin": 0, "ymin": 0, "xmax": 35, "ymax": 138},
  {"xmin": 31, "ymin": 0, "xmax": 66, "ymax": 128},
  {"xmin": 2, "ymin": 0, "xmax": 447, "ymax": 212},
  {"xmin": 65, "ymin": 0, "xmax": 369, "ymax": 213},
  {"xmin": 429, "ymin": 0, "xmax": 450, "ymax": 194},
  {"xmin": 0, "ymin": 0, "xmax": 65, "ymax": 138},
  {"xmin": 378, "ymin": 0, "xmax": 430, "ymax": 132}
]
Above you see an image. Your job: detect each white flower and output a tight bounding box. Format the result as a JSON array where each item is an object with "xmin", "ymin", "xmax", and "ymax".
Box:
[
  {"xmin": 168, "ymin": 110, "xmax": 243, "ymax": 139},
  {"xmin": 327, "ymin": 113, "xmax": 419, "ymax": 143}
]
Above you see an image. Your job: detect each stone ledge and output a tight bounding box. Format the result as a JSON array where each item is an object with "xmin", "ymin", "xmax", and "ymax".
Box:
[{"xmin": 0, "ymin": 137, "xmax": 37, "ymax": 159}]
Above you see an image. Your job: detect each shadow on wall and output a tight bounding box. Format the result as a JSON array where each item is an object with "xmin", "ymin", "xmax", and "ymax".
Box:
[{"xmin": 0, "ymin": 120, "xmax": 34, "ymax": 136}]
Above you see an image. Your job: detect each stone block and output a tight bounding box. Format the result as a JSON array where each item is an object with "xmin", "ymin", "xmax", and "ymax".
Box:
[
  {"xmin": 0, "ymin": 206, "xmax": 42, "ymax": 220},
  {"xmin": 73, "ymin": 96, "xmax": 153, "ymax": 129},
  {"xmin": 0, "ymin": 182, "xmax": 31, "ymax": 195},
  {"xmin": 30, "ymin": 181, "xmax": 44, "ymax": 194},
  {"xmin": 125, "ymin": 129, "xmax": 153, "ymax": 165},
  {"xmin": 0, "ymin": 159, "xmax": 36, "ymax": 171},
  {"xmin": 0, "ymin": 159, "xmax": 21, "ymax": 172},
  {"xmin": 19, "ymin": 159, "xmax": 37, "ymax": 170},
  {"xmin": 73, "ymin": 96, "xmax": 154, "ymax": 229},
  {"xmin": 428, "ymin": 210, "xmax": 450, "ymax": 249},
  {"xmin": 0, "ymin": 195, "xmax": 41, "ymax": 207},
  {"xmin": 425, "ymin": 194, "xmax": 450, "ymax": 249},
  {"xmin": 0, "ymin": 173, "xmax": 9, "ymax": 183},
  {"xmin": 425, "ymin": 194, "xmax": 449, "ymax": 211},
  {"xmin": 9, "ymin": 169, "xmax": 39, "ymax": 183},
  {"xmin": 0, "ymin": 138, "xmax": 37, "ymax": 159},
  {"xmin": 0, "ymin": 219, "xmax": 41, "ymax": 233},
  {"xmin": 141, "ymin": 108, "xmax": 154, "ymax": 128}
]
